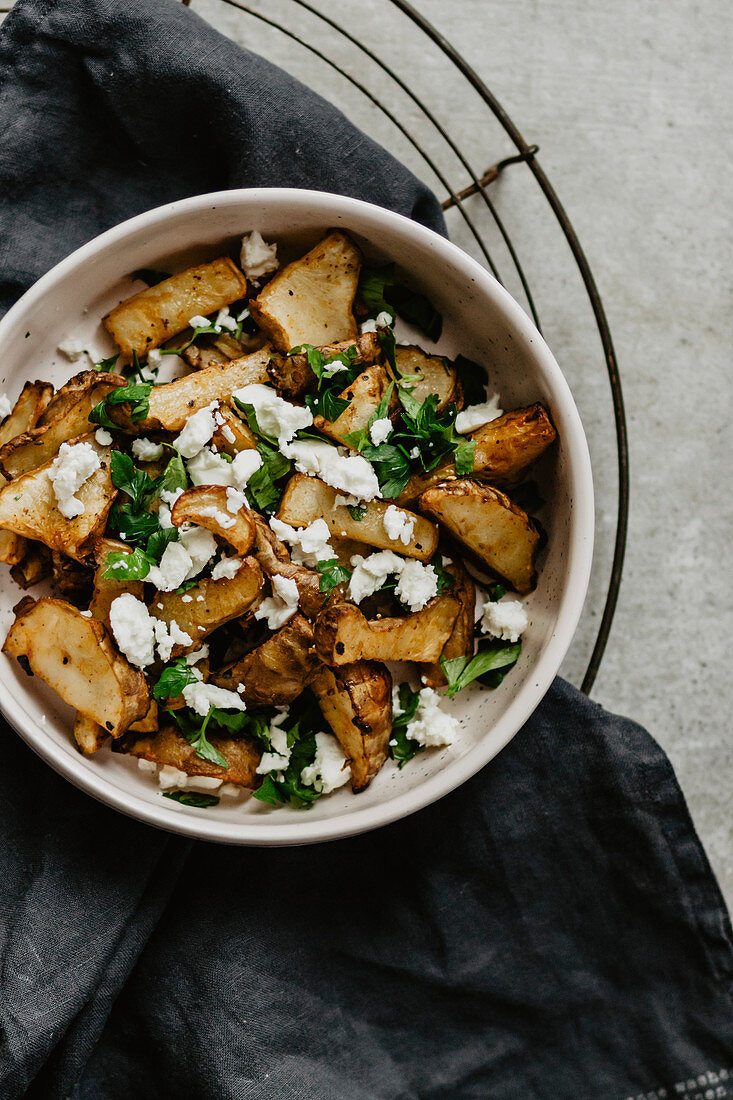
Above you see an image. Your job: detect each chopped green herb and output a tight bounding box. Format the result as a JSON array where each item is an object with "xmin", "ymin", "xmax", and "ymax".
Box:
[
  {"xmin": 94, "ymin": 353, "xmax": 120, "ymax": 373},
  {"xmin": 440, "ymin": 640, "xmax": 521, "ymax": 698},
  {"xmin": 252, "ymin": 695, "xmax": 324, "ymax": 807},
  {"xmin": 158, "ymin": 452, "xmax": 188, "ymax": 496},
  {"xmin": 175, "ymin": 578, "xmax": 199, "ymax": 595},
  {"xmin": 89, "ymin": 380, "xmax": 152, "ymax": 430},
  {"xmin": 289, "ymin": 343, "xmax": 361, "ymax": 422},
  {"xmin": 358, "ymin": 264, "xmax": 443, "ymax": 341},
  {"xmin": 347, "ymin": 503, "xmax": 367, "ymax": 521},
  {"xmin": 170, "ymin": 707, "xmax": 228, "ymax": 768},
  {"xmin": 102, "ymin": 548, "xmax": 153, "ymax": 581},
  {"xmin": 454, "ymin": 439, "xmax": 476, "ymax": 475},
  {"xmin": 316, "ymin": 558, "xmax": 352, "ymax": 594},
  {"xmin": 163, "ymin": 791, "xmax": 220, "ymax": 808},
  {"xmin": 389, "ymin": 683, "xmax": 421, "ymax": 768},
  {"xmin": 360, "ymin": 442, "xmax": 412, "ymax": 500},
  {"xmin": 246, "ymin": 440, "xmax": 292, "ymax": 513},
  {"xmin": 153, "ymin": 657, "xmax": 199, "ymax": 701}
]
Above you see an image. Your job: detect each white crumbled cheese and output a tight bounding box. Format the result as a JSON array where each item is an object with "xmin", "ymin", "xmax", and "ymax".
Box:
[
  {"xmin": 138, "ymin": 758, "xmax": 158, "ymax": 774},
  {"xmin": 230, "ymin": 450, "xmax": 263, "ymax": 489},
  {"xmin": 281, "ymin": 439, "xmax": 381, "ymax": 501},
  {"xmin": 109, "ymin": 594, "xmax": 156, "ymax": 668},
  {"xmin": 392, "ymin": 683, "xmax": 404, "ymax": 717},
  {"xmin": 188, "ymin": 314, "xmax": 211, "ymax": 330},
  {"xmin": 157, "ymin": 504, "xmax": 174, "ymax": 530},
  {"xmin": 185, "ymin": 645, "xmax": 209, "ymax": 666},
  {"xmin": 219, "ymin": 783, "xmax": 242, "ymax": 798},
  {"xmin": 382, "ymin": 505, "xmax": 415, "ymax": 547},
  {"xmin": 215, "ymin": 306, "xmax": 239, "ymax": 332},
  {"xmin": 146, "ymin": 540, "xmax": 193, "ymax": 592},
  {"xmin": 94, "ymin": 428, "xmax": 113, "ymax": 446},
  {"xmin": 360, "ymin": 318, "xmax": 377, "ymax": 334},
  {"xmin": 254, "ymin": 573, "xmax": 300, "ymax": 630},
  {"xmin": 240, "ymin": 230, "xmax": 278, "ymax": 280},
  {"xmin": 211, "ymin": 556, "xmax": 243, "ymax": 581},
  {"xmin": 80, "ymin": 610, "xmax": 92, "ymax": 618},
  {"xmin": 198, "ymin": 504, "xmax": 236, "ymax": 529},
  {"xmin": 186, "ymin": 446, "xmax": 262, "ymax": 490},
  {"xmin": 226, "ymin": 487, "xmax": 248, "ymax": 514},
  {"xmin": 348, "ymin": 551, "xmax": 405, "ymax": 604},
  {"xmin": 480, "ymin": 598, "xmax": 528, "ymax": 642},
  {"xmin": 160, "ymin": 488, "xmax": 184, "ymax": 509},
  {"xmin": 269, "ymin": 517, "xmax": 333, "ymax": 568},
  {"xmin": 0, "ymin": 393, "xmax": 11, "ymax": 420},
  {"xmin": 181, "ymin": 594, "xmax": 193, "ymax": 603},
  {"xmin": 360, "ymin": 310, "xmax": 392, "ymax": 333},
  {"xmin": 57, "ymin": 337, "xmax": 89, "ymax": 362},
  {"xmin": 154, "ymin": 618, "xmax": 194, "ymax": 663},
  {"xmin": 49, "ymin": 441, "xmax": 101, "ymax": 519},
  {"xmin": 182, "ymin": 680, "xmax": 247, "ymax": 717},
  {"xmin": 407, "ymin": 687, "xmax": 459, "ymax": 747},
  {"xmin": 158, "ymin": 765, "xmax": 190, "ymax": 791},
  {"xmin": 187, "ymin": 776, "xmax": 224, "ymax": 792},
  {"xmin": 232, "ymin": 383, "xmax": 312, "ymax": 447},
  {"xmin": 220, "ymin": 423, "xmax": 236, "ymax": 444},
  {"xmin": 174, "ymin": 402, "xmax": 219, "ymax": 459},
  {"xmin": 132, "ymin": 437, "xmax": 165, "ymax": 462},
  {"xmin": 369, "ymin": 417, "xmax": 393, "ymax": 445},
  {"xmin": 179, "ymin": 525, "xmax": 218, "ymax": 579},
  {"xmin": 256, "ymin": 721, "xmax": 291, "ymax": 778},
  {"xmin": 300, "ymin": 733, "xmax": 350, "ymax": 794},
  {"xmin": 322, "ymin": 357, "xmax": 349, "ymax": 377},
  {"xmin": 455, "ymin": 395, "xmax": 503, "ymax": 434},
  {"xmin": 394, "ymin": 559, "xmax": 438, "ymax": 612}
]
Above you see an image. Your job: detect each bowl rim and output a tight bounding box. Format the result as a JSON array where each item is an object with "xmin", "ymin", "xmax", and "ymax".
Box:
[{"xmin": 0, "ymin": 187, "xmax": 594, "ymax": 845}]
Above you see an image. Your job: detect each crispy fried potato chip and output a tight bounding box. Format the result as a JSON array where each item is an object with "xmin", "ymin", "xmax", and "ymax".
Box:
[
  {"xmin": 315, "ymin": 596, "xmax": 460, "ymax": 665},
  {"xmin": 152, "ymin": 557, "xmax": 264, "ymax": 655}
]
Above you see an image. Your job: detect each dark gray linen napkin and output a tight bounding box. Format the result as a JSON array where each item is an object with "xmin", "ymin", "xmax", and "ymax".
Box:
[{"xmin": 0, "ymin": 1, "xmax": 731, "ymax": 1097}]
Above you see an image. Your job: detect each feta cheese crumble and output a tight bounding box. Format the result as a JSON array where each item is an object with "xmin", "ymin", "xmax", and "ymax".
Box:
[
  {"xmin": 94, "ymin": 428, "xmax": 113, "ymax": 446},
  {"xmin": 232, "ymin": 383, "xmax": 312, "ymax": 447},
  {"xmin": 174, "ymin": 402, "xmax": 219, "ymax": 458},
  {"xmin": 154, "ymin": 618, "xmax": 194, "ymax": 663},
  {"xmin": 211, "ymin": 556, "xmax": 243, "ymax": 581},
  {"xmin": 360, "ymin": 310, "xmax": 393, "ymax": 334},
  {"xmin": 254, "ymin": 573, "xmax": 300, "ymax": 630},
  {"xmin": 132, "ymin": 437, "xmax": 165, "ymax": 462},
  {"xmin": 369, "ymin": 417, "xmax": 393, "ymax": 445},
  {"xmin": 0, "ymin": 393, "xmax": 11, "ymax": 420},
  {"xmin": 348, "ymin": 551, "xmax": 437, "ymax": 611},
  {"xmin": 179, "ymin": 525, "xmax": 217, "ymax": 579},
  {"xmin": 181, "ymin": 680, "xmax": 247, "ymax": 717},
  {"xmin": 382, "ymin": 505, "xmax": 415, "ymax": 547},
  {"xmin": 255, "ymin": 711, "xmax": 291, "ymax": 778},
  {"xmin": 215, "ymin": 306, "xmax": 239, "ymax": 332},
  {"xmin": 186, "ymin": 446, "xmax": 263, "ymax": 490},
  {"xmin": 300, "ymin": 733, "xmax": 350, "ymax": 794},
  {"xmin": 240, "ymin": 230, "xmax": 278, "ymax": 280},
  {"xmin": 49, "ymin": 441, "xmax": 101, "ymax": 519},
  {"xmin": 281, "ymin": 439, "xmax": 381, "ymax": 501},
  {"xmin": 57, "ymin": 338, "xmax": 90, "ymax": 363},
  {"xmin": 455, "ymin": 395, "xmax": 503, "ymax": 434},
  {"xmin": 147, "ymin": 541, "xmax": 192, "ymax": 593},
  {"xmin": 480, "ymin": 598, "xmax": 528, "ymax": 643},
  {"xmin": 198, "ymin": 504, "xmax": 236, "ymax": 529},
  {"xmin": 269, "ymin": 516, "xmax": 333, "ymax": 567},
  {"xmin": 109, "ymin": 594, "xmax": 156, "ymax": 668},
  {"xmin": 406, "ymin": 687, "xmax": 459, "ymax": 747}
]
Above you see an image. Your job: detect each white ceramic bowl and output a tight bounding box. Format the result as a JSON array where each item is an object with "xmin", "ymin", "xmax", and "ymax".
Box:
[{"xmin": 0, "ymin": 188, "xmax": 593, "ymax": 844}]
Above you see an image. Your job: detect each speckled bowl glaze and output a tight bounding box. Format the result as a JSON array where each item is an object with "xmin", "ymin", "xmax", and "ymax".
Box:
[{"xmin": 0, "ymin": 189, "xmax": 593, "ymax": 845}]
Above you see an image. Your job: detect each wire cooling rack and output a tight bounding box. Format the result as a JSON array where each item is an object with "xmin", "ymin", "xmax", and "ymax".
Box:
[{"xmin": 0, "ymin": 0, "xmax": 629, "ymax": 695}]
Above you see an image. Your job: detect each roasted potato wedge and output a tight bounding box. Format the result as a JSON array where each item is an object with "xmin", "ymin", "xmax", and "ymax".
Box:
[
  {"xmin": 211, "ymin": 406, "xmax": 258, "ymax": 455},
  {"xmin": 111, "ymin": 348, "xmax": 270, "ymax": 432},
  {"xmin": 253, "ymin": 517, "xmax": 324, "ymax": 618},
  {"xmin": 395, "ymin": 345, "xmax": 463, "ymax": 413},
  {"xmin": 268, "ymin": 331, "xmax": 380, "ymax": 398},
  {"xmin": 0, "ymin": 380, "xmax": 53, "ymax": 441},
  {"xmin": 213, "ymin": 613, "xmax": 319, "ymax": 706},
  {"xmin": 3, "ymin": 597, "xmax": 149, "ymax": 736},
  {"xmin": 90, "ymin": 538, "xmax": 144, "ymax": 628},
  {"xmin": 0, "ymin": 373, "xmax": 121, "ymax": 479},
  {"xmin": 9, "ymin": 542, "xmax": 52, "ymax": 588},
  {"xmin": 313, "ymin": 363, "xmax": 397, "ymax": 445},
  {"xmin": 420, "ymin": 560, "xmax": 475, "ymax": 688},
  {"xmin": 170, "ymin": 486, "xmax": 256, "ymax": 555},
  {"xmin": 0, "ymin": 435, "xmax": 116, "ymax": 562},
  {"xmin": 420, "ymin": 480, "xmax": 540, "ymax": 593},
  {"xmin": 0, "ymin": 381, "xmax": 55, "ymax": 562},
  {"xmin": 277, "ymin": 474, "xmax": 438, "ymax": 562},
  {"xmin": 152, "ymin": 557, "xmax": 264, "ymax": 655},
  {"xmin": 103, "ymin": 258, "xmax": 248, "ymax": 358},
  {"xmin": 315, "ymin": 596, "xmax": 460, "ymax": 665},
  {"xmin": 311, "ymin": 661, "xmax": 392, "ymax": 791},
  {"xmin": 250, "ymin": 231, "xmax": 361, "ymax": 352},
  {"xmin": 114, "ymin": 725, "xmax": 262, "ymax": 788},
  {"xmin": 73, "ymin": 712, "xmax": 109, "ymax": 755}
]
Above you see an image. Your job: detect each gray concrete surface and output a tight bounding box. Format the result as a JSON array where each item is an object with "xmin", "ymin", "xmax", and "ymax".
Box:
[{"xmin": 2, "ymin": 0, "xmax": 731, "ymax": 905}]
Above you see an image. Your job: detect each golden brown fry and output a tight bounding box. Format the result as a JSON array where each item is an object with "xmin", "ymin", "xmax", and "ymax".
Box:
[
  {"xmin": 114, "ymin": 725, "xmax": 262, "ymax": 788},
  {"xmin": 315, "ymin": 596, "xmax": 460, "ymax": 665},
  {"xmin": 0, "ymin": 435, "xmax": 116, "ymax": 562},
  {"xmin": 3, "ymin": 597, "xmax": 149, "ymax": 736},
  {"xmin": 151, "ymin": 557, "xmax": 264, "ymax": 656},
  {"xmin": 0, "ymin": 380, "xmax": 54, "ymax": 441},
  {"xmin": 313, "ymin": 363, "xmax": 397, "ymax": 446},
  {"xmin": 250, "ymin": 232, "xmax": 361, "ymax": 352},
  {"xmin": 103, "ymin": 258, "xmax": 248, "ymax": 358},
  {"xmin": 311, "ymin": 661, "xmax": 392, "ymax": 791},
  {"xmin": 0, "ymin": 373, "xmax": 121, "ymax": 479},
  {"xmin": 277, "ymin": 473, "xmax": 438, "ymax": 562},
  {"xmin": 420, "ymin": 479, "xmax": 540, "ymax": 593},
  {"xmin": 171, "ymin": 486, "xmax": 256, "ymax": 555},
  {"xmin": 268, "ymin": 331, "xmax": 380, "ymax": 398},
  {"xmin": 73, "ymin": 712, "xmax": 108, "ymax": 755},
  {"xmin": 395, "ymin": 345, "xmax": 463, "ymax": 413},
  {"xmin": 213, "ymin": 613, "xmax": 319, "ymax": 706}
]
